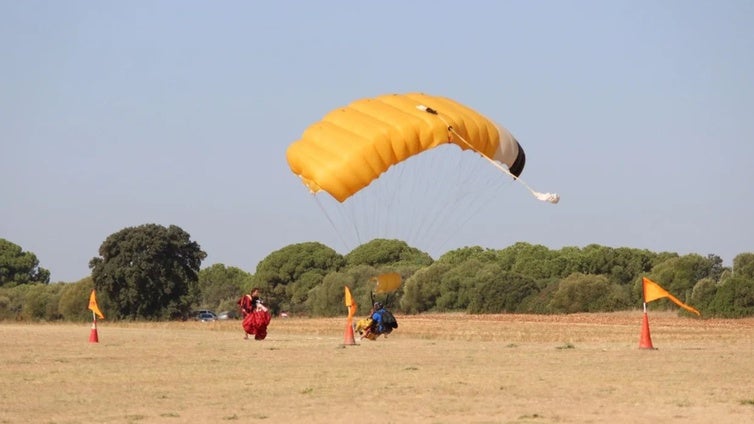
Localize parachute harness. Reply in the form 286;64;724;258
417;105;560;204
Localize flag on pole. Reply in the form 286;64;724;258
88;289;105;319
642;277;700;316
344;286;357;319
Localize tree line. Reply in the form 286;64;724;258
1;224;753;321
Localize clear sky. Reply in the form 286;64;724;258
2;1;753;282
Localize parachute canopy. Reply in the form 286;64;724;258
286;93;526;203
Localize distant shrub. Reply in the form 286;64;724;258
467;271;539;314
58;279;95;322
708;276;754;318
548;273;631;313
690;278;718;313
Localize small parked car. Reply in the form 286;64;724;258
216;310;239;320
194;311;217;322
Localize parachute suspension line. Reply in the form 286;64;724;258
313;194;356;253
417;105;560;204
432;186;499;252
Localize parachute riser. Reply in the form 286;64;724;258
417;104;560;204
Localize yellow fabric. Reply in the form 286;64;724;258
88;289;105;319
344;286;357;319
286;93;509;202
642;277;700;316
372;272;402;294
355;317;377;340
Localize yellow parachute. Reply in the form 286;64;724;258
286;93;528;203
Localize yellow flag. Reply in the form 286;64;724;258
88;289;105;319
642;277;700;316
344;286;357;319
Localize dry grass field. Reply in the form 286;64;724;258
2;311;754;424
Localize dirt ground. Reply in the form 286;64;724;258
1;311;753;423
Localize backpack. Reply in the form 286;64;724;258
381;309;398;329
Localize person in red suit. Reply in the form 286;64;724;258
238;287;271;340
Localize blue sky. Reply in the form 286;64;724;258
2;1;753;282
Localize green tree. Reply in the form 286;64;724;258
496;242;558;279
646;254;725;309
733;253;754;279
435;259;488;311
20;283;64;321
58;277;97;321
570;245;660;285
307;271;353;316
253;242;344;314
705;254;726;281
509;244;559;279
548;273;630;313
89;224;206;320
0;239;51;286
0;285;24;320
400;262;452;313
436;246;499;266
345;239;433;267
197;264;251;312
606;247;658;285
340;264;378;311
518;279;560;314
690;277;718;313
468;268;539;313
708;275;754;318
705;253;754;317
285;270;326;314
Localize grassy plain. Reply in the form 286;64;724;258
2;311;754;424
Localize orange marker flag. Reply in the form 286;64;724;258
642;277;700;316
88;289;105;319
344;286;357;319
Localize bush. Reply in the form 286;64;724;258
467;271;539;314
307;272;353;317
400;264;450;314
59;278;95;321
548;273;630;313
20;283;63;321
690;278;718;314
0;293;12;320
708;276;754;318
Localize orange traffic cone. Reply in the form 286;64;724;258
638;312;655;349
89;322;99;343
343;321;356;346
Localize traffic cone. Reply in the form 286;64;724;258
343;321;356;346
89;322;99;343
638;312;655;349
